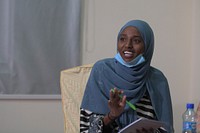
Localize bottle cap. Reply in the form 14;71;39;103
186;103;194;109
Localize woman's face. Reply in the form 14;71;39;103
117;26;144;62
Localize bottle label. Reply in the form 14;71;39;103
183;121;197;133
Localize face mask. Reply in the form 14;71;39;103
114;53;145;67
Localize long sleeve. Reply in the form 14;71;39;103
80;108;119;133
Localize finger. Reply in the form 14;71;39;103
119;95;126;107
113;88;119;98
108;100;112;108
118;89;124;95
110;88;120;102
109;89;115;101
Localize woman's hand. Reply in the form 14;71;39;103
108;88;126;119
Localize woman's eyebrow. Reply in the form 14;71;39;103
133;36;142;38
119;34;142;38
119;34;127;36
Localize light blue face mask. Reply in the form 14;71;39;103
114;53;145;67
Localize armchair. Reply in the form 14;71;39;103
60;64;93;133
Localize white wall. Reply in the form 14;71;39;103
81;0;200;132
0;98;64;133
191;0;200;104
0;1;199;133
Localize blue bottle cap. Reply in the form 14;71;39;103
186;103;194;109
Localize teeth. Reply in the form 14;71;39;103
124;51;133;58
124;51;133;54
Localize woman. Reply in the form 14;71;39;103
80;20;174;133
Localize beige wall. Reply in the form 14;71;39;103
0;0;200;133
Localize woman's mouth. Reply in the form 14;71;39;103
124;51;133;58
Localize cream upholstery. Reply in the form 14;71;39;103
60;64;93;133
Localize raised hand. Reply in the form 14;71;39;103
108;88;126;119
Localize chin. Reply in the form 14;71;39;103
124;59;134;62
121;56;135;62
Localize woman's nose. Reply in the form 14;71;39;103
125;40;133;48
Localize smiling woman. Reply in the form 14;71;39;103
0;0;81;97
80;20;174;133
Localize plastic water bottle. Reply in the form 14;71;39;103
182;103;197;133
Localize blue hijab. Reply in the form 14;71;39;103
81;20;174;132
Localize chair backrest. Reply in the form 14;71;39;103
60;64;93;133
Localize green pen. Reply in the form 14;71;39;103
111;88;136;111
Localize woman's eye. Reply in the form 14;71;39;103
133;39;141;44
119;37;126;42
